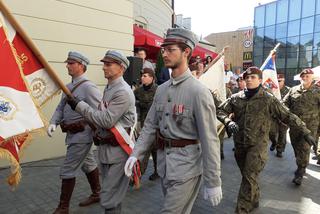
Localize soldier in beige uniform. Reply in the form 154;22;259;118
48;51;102;214
124;28;222;214
67;51;135;213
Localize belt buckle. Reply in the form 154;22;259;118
165;138;172;148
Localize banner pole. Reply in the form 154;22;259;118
0;0;71;96
203;46;229;73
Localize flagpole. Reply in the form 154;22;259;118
260;43;280;70
203;46;229;73
0;0;71;96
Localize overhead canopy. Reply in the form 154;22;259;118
133;25;217;61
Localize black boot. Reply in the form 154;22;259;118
79;167;101;206
53;178;76;214
292;168;305;186
276;151;283;158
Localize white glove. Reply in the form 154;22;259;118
47;124;57;137
204;186;222;206
124;156;137;177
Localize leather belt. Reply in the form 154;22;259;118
156;131;198;150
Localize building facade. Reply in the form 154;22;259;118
253;0;320;85
205;28;254;71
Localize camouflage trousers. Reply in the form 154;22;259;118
290;133;312;169
269;121;288;152
234;143;268;214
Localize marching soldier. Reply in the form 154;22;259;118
48;51;102;214
283;68;320;185
217;66;315;213
124;28;222;213
269;73;290;157
67;50;136;213
134;68;159;180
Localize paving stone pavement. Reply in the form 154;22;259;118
0;138;320;214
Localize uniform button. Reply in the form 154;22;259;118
164;126;168;129
165;113;169;116
167;152;170;155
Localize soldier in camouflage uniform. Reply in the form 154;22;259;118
134;68;159;180
269;73;290;157
217;66;315;214
283;68;320;185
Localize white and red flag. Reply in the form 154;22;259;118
0;18;45;186
0;11;59;106
261;44;281;100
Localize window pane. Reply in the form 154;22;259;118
314;32;320;50
302;0;315;17
300;33;313;52
287;36;300;52
266;3;277;26
265;25;275;39
286;68;300;86
253;55;263;67
264;38;275;48
299;51;313;67
315;15;320;32
313;49;320;66
277;0;289;23
276;55;286;68
287;52;299;68
289;0;302;20
276;23;287;38
255;27;264;38
255;6;265;27
301;17;314;34
254;47;263;56
288;20;300;36
317;0;320;14
277;37;288;48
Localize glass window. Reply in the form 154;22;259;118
299;51;313;67
264;38;276;48
265;25;276;39
300;17;314;34
315;15;320;32
286;68;300;86
277;0;289;23
288;20;300;36
287;36;300;52
253;55;263;67
302;0;315;17
300;33;313;52
277;37;288;49
254;47;263;56
313;49;320;66
265;3;277;26
276;56;286;69
276;23;287;38
289;0;302;20
314;32;320;50
287;51;299;68
254;37;264;48
255;27;264;39
255;6;265;27
317;0;320;14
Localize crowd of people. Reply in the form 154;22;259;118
46;27;319;214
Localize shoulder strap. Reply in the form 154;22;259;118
71;80;89;94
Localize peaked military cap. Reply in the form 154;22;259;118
299;68;314;77
100;50;130;70
161;28;199;50
243;66;262;79
65;51;90;66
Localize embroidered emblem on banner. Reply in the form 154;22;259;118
30;77;47;99
0;96;17;121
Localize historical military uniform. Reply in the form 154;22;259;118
69;50;135;213
134;77;158;177
283;71;320;179
129;28;221;214
269;84;290;156
217;67;311;214
50;52;102;213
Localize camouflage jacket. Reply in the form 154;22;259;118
134;83;158;126
217;87;310;146
280;85;290;99
283;84;320;137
